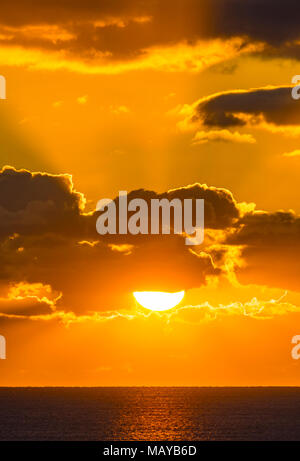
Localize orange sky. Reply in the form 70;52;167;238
0;0;300;386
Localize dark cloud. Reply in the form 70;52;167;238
0;1;144;26
228;210;300;247
0;232;219;314
0;1;299;62
105;184;240;242
0;167;232;313
0;167;239;243
1;166;300;312
0;297;53;317
191;87;300;129
225;210;300;292
207;0;300;46
0;166;89;239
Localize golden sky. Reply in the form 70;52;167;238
0;0;300;385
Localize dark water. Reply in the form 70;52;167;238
1;387;300;440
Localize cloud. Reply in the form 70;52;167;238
227;210;300;248
0;167;231;313
0;38;257;74
0;165;87;240
1;165;300;322
0;282;58;318
192;129;256;144
192;87;300;128
77;95;88;105
167;293;300;323
2;165;300;316
225;210;300;292
178;86;300;142
109;105;130;115
0;297;53;317
101;184;240;240
57;292;300;324
52;100;63;108
108;244;134;254
283;149;300;158
1;0;300;73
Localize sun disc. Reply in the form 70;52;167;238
133;290;185;311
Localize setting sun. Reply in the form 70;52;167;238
133;291;185;312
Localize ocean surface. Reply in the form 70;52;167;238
0;387;300;440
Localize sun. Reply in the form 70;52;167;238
133;291;185;311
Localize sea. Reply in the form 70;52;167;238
0;387;300;441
